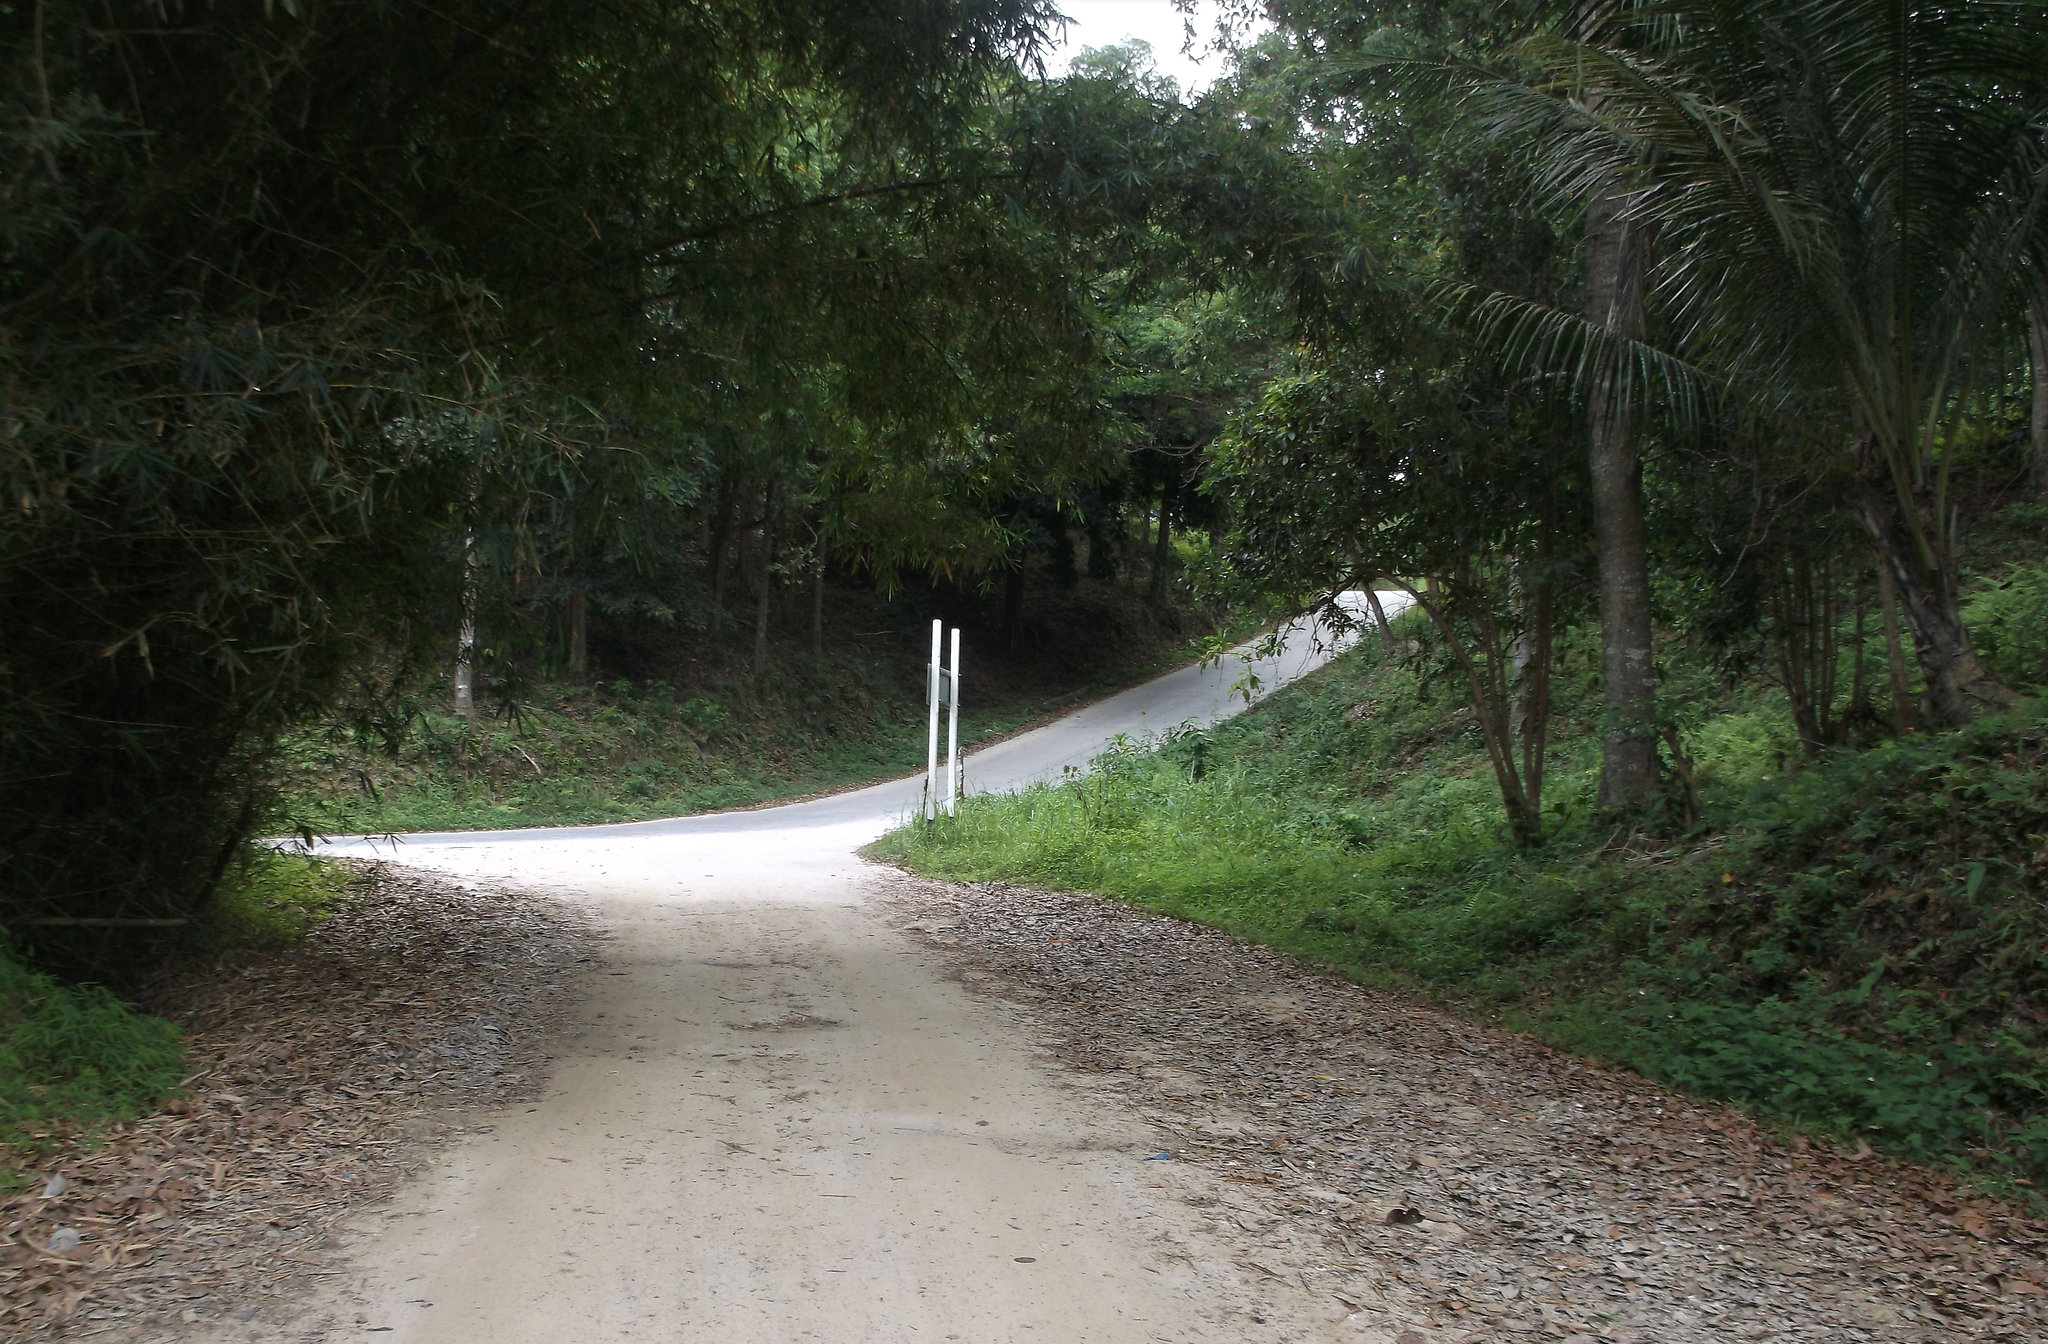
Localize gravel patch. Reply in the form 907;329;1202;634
881;876;2048;1343
1;862;596;1339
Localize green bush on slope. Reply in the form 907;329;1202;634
278;582;1258;836
1964;551;2048;692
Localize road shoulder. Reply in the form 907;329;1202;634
1;864;596;1340
878;875;2048;1343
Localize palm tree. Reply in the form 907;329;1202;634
1468;0;2048;725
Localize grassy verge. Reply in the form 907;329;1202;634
1;851;358;1186
872;609;2048;1207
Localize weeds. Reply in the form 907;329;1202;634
203;849;360;948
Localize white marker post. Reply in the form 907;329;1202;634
925;619;942;821
946;627;961;817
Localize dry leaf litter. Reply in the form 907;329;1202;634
883;876;2048;1343
0;862;595;1339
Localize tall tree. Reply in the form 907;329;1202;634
1217;347;1590;846
2031;265;2048;502
1584;187;1661;811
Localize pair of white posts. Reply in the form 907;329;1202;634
925;620;961;819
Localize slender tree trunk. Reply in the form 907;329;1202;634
2030;269;2048;502
708;476;736;639
1002;563;1025;655
454;532;479;721
1847;571;1869;716
811;544;825;662
1363;586;1399;655
1508;623;1536;745
1771;559;1838;759
1858;481;2009;725
1520;572;1555;833
1877;561;1916;733
567;582;588;678
1586;192;1659;813
1147;485;1173;603
1398;576;1547;847
1508;560;1536;746
752;482;776;687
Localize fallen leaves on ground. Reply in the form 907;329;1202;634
885;878;2048;1343
0;863;594;1340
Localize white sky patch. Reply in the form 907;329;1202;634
1034;1;1269;96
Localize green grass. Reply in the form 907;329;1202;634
281;668;1160;834
0;946;185;1176
1;849;361;1185
204;847;362;947
872;608;2048;1206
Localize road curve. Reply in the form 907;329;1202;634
281;594;1410;1344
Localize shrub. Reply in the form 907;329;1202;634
1964;559;2048;690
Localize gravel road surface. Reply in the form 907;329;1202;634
218;589;2039;1343
272;600;1399;1342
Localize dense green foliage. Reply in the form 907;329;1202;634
0;0;1134;951
1442;0;2048;724
875;578;2048;1199
1190;0;2048;836
5;0;2046;1248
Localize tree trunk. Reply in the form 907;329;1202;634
1002;563;1025;655
2030;269;2048;502
811;543;825;662
453;532;478;721
708;476;737;639
1147;485;1173;603
1398;575;1550;847
1586;191;1659;813
1520;574;1555;835
1770;558;1838;759
1858;482;2010;725
567;582;588;678
1847;572;1869;716
1363;586;1399;656
1086;510;1117;581
1877;561;1916;733
752;481;776;687
1508;560;1536;746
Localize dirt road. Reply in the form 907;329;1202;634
27;590;2033;1340
223;587;2045;1343
283;602;1396;1342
